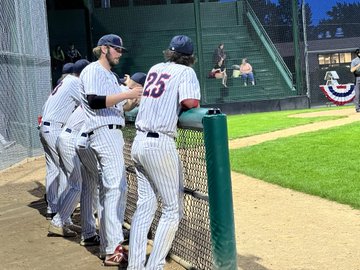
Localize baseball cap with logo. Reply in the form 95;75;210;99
97;34;127;51
119;72;147;87
169;35;194;55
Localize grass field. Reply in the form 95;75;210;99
230;122;360;209
227;106;349;140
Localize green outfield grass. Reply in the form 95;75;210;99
229;122;360;209
227;106;350;140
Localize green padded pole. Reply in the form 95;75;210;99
203;109;237;270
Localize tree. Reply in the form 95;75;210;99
315;2;360;39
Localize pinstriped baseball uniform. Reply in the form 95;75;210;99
80;61;128;254
40;74;82;215
128;62;201;269
75;123;100;241
51;106;84;228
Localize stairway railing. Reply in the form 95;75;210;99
244;1;295;91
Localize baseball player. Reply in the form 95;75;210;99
351;48;360;112
79;34;142;266
40;59;87;220
127;35;201;270
75;119;102;246
120;72;147;110
48;103;88;237
57;62;75;85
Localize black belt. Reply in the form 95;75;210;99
88;124;122;137
43;121;64;128
108;124;122;130
65;128;72;133
80;133;87;137
147;132;159;138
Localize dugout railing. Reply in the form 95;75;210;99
123;108;237;270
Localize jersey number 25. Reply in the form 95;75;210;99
143;72;171;98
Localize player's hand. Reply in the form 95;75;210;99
127;86;143;99
123;74;130;85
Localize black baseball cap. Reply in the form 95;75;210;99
97;34;127;51
169;35;194;55
73;59;90;74
62;63;74;74
119;72;147;86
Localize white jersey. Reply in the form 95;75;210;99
80;61;127;133
64;106;85;132
42;74;82;124
351;57;360;76
135;62;201;137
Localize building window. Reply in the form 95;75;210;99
318;52;352;67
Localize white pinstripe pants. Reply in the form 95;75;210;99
89;126;127;254
76;133;100;239
39;123;67;214
128;132;184;270
51;129;82;227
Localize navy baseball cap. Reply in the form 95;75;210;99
97;34;127;51
120;72;147;86
169;35;194;55
73;59;90;74
62;63;74;74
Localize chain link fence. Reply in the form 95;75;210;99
123;122;213;269
0;0;51;170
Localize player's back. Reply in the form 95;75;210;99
42;74;81;124
136;62;199;137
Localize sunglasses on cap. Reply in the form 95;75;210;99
109;45;123;53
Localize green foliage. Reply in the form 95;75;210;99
226;106;348;140
315;2;360;38
230;122;360;209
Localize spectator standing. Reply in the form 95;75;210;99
66;43;82;63
52;44;65;71
213;43;226;66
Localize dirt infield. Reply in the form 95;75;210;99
0;108;359;270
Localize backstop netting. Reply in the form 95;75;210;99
0;0;51;170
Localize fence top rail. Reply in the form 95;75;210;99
125;107;221;131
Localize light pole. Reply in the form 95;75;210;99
302;0;311;101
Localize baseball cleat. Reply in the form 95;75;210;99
103;244;128;266
80;234;100;246
48;223;77;237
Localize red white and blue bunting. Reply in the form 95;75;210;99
319;84;355;106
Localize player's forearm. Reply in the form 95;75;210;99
181;99;200;109
351;64;360;73
105;92;131;107
87;92;130;109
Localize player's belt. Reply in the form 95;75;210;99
147;132;159;138
80;133;87;137
43;121;64;128
108;124;122;130
88;124;123;137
